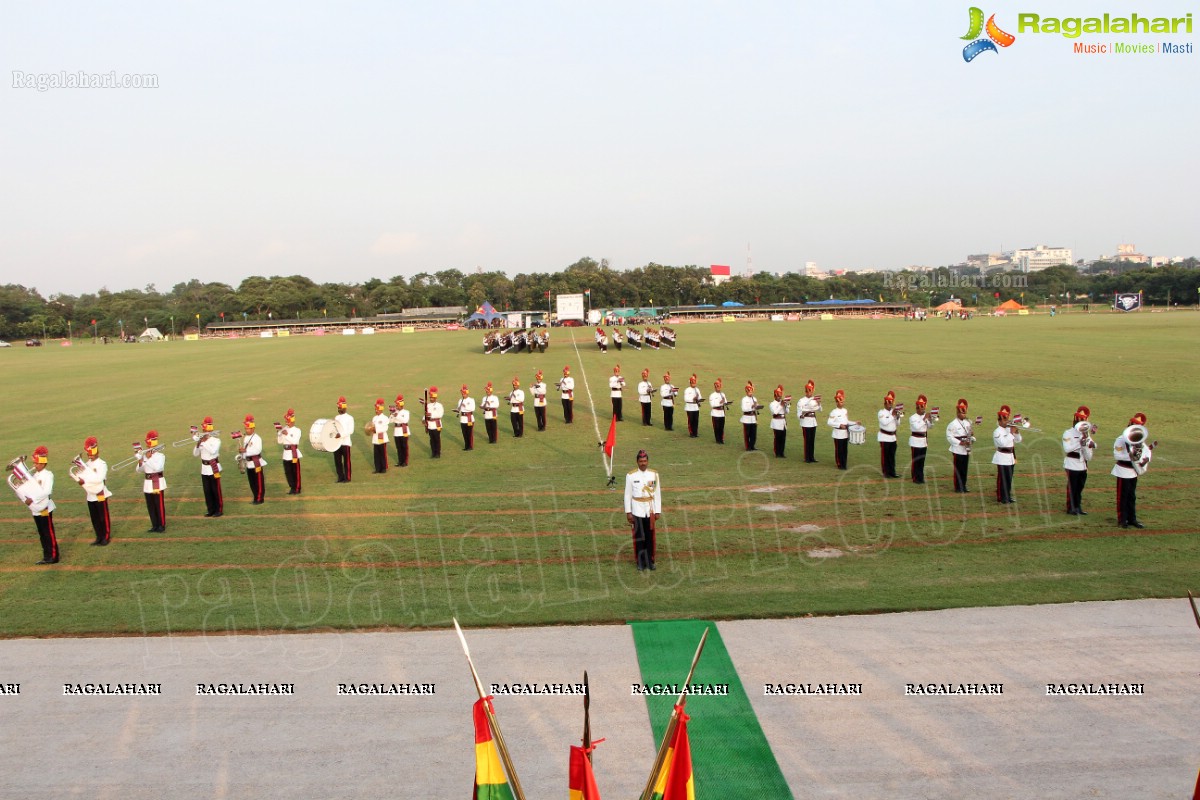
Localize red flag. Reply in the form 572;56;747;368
545;290;551;298
568;745;602;800
602;415;617;459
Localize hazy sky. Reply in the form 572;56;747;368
3;1;1197;297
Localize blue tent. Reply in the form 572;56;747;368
465;301;505;326
721;300;744;307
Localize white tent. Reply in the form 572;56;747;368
138;327;165;342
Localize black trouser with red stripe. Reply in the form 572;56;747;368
88;498;112;544
1116;476;1138;525
484;419;497;443
687;410;699;437
202;473;223;514
952;453;970;492
631;515;655;570
144;491;166;531
510;412;523;438
611;399;622;422
428;429;441;458
1065;469;1087;513
995;464;1015;503
246;464;266;501
534;406;546;431
802;425;817;462
334;445;353;480
34;512;58;562
641;402;652;426
712;416;725;444
910;446;928;484
880;440;898;477
374;441;390;470
283;459;302;493
773;427;786;457
743;422;757;451
833;437;848;470
562;399;573;423
394;436;409;466
460;424;474;451
663;406;674;431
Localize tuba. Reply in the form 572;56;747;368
1122;424;1149;456
6;455;33;496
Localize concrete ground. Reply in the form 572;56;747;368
0;599;1196;799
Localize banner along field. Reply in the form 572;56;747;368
1;312;1197;637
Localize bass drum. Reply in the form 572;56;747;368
309;418;341;453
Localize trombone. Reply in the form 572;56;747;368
173;426;220;447
113;442;165;471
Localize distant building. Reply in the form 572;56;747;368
709;264;731;286
1112;244;1149;264
1013;244;1073;273
967;252;1014;270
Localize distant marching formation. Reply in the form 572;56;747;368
593;326;676;352
6;363;1156;566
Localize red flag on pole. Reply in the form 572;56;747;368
568;745;602;800
602;415;617;459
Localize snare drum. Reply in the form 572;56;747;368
309;418;340;452
848;424;866;445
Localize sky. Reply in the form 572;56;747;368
2;1;1197;297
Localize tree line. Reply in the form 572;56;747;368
1;257;1197;340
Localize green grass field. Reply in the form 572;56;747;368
1;312;1197;638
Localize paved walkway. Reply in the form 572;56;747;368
0;599;1195;799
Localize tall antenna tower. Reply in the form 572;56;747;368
744;242;754;278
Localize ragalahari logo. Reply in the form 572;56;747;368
962;7;1016;61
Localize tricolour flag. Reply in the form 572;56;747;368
568;745;601;800
472;698;515;800
602;414;617;459
649;709;694;800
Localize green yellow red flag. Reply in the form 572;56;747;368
649;707;694;800
473;698;516;800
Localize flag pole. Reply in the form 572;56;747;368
453;618;528;800
1188;591;1200;631
638;627;709;800
582;670;593;764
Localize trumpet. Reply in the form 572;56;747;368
6;455;33;495
174;426;220;447
1011;414;1042;433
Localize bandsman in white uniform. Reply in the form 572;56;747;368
193;415;224;515
827;389;850;470
507;377;525;438
75;436;112;545
277;408;304;492
683;374;702;438
623;449;662;571
16;446;59;564
368;399;391;469
424;387;444;458
389;396;410;466
333;398;355;481
709;378;729;444
878;390;900;478
480;383;500;444
137;430;167;532
456;386;476;451
659;372;678;432
908;395;935;484
741;381;761;451
1062;405;1094;515
946;398;974;493
992;404;1022;504
609;365;625;422
769;385;790;457
240;414;267;502
638;368;655;426
797;380;821;463
531;370;548;431
558;366;575;424
1112;412;1151;528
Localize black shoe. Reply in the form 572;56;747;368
649;564;656;571
1130;521;1145;529
204;512;213;518
913;480;925;484
36;559;59;565
1066;510;1079;516
888;473;901;479
211;512;223;518
1118;522;1130;529
1078;510;1088;515
253;500;264;505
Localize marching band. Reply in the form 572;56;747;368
3;355;1159;566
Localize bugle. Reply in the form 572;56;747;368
1011;414;1042;433
6;455;33;495
68;453;86;482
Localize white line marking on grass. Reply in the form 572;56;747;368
569;334;612;478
